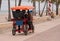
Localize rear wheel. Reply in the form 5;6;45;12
28;21;34;33
12;27;16;36
31;24;34;33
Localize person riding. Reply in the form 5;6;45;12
27;10;33;30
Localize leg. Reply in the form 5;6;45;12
18;25;20;33
18;25;20;30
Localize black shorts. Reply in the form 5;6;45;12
27;20;32;25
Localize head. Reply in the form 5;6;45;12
22;10;26;13
16;9;20;13
27;10;30;14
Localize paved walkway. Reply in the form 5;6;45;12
25;24;60;41
0;17;60;41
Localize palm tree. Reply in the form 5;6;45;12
18;0;21;6
52;3;53;12
56;0;58;15
8;0;11;21
46;0;48;16
0;0;2;10
32;1;36;15
51;0;55;13
55;0;60;15
40;0;46;17
32;0;44;16
51;0;60;15
38;1;40;16
15;0;17;6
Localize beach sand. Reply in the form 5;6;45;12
0;11;13;23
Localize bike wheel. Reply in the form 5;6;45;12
12;27;16;36
31;24;34;33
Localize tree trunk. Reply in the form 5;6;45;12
0;0;2;10
32;1;36;16
15;0;17;6
40;1;47;17
46;0;48;16
18;0;21;6
8;0;11;21
56;0;58;15
38;1;40;16
52;3;53;12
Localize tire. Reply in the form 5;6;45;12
24;25;28;35
31;24;34;33
12;27;16;36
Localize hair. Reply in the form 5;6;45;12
16;9;20;13
22;10;26;13
27;10;30;14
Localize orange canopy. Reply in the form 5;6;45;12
11;6;34;10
